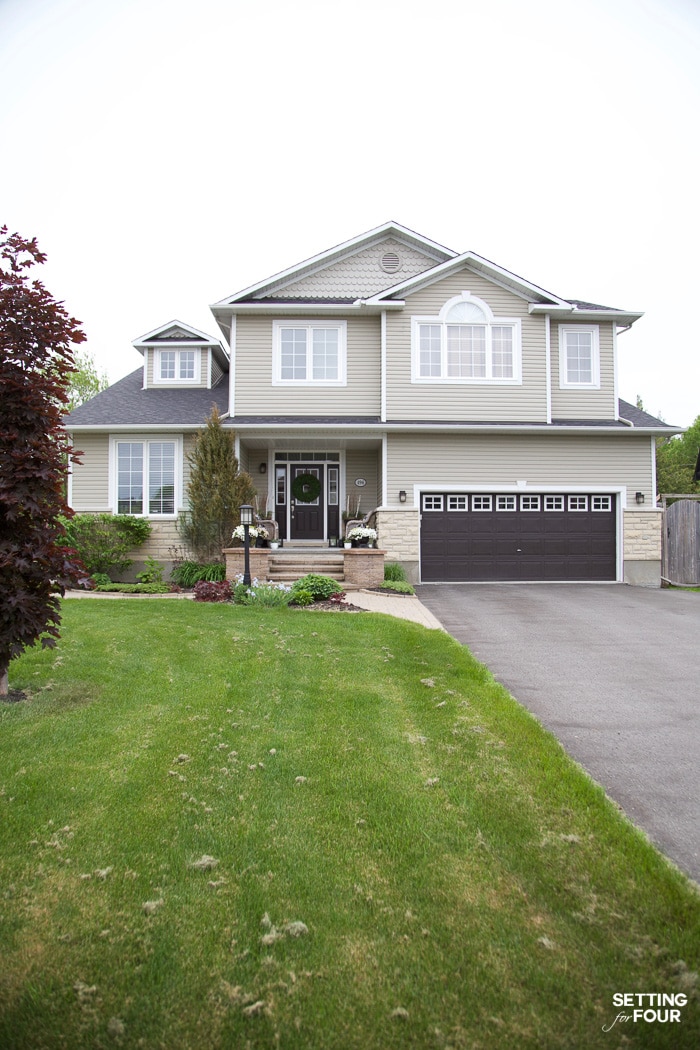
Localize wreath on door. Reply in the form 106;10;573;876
292;472;321;503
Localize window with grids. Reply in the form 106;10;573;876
559;325;600;388
156;348;198;383
117;440;176;516
496;495;516;511
273;322;346;383
447;495;468;511
592;495;612;511
413;294;520;383
472;495;492;511
423;495;443;511
520;495;541;511
544;495;565;511
569;496;588;512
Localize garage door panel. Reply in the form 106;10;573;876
421;493;616;582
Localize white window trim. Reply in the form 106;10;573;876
109;435;182;519
272;320;347;386
411;292;522;385
558;325;600;389
154;347;201;385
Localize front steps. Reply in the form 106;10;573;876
267;547;345;585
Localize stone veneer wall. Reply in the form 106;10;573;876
119;521;187;581
375;510;421;584
622;509;662;587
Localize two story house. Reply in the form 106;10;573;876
65;222;675;586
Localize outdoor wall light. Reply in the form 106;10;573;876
259;462;267;474
399;490;407;503
635;492;645;504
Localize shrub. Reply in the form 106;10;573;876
90;573;112;587
384;562;407;582
171;561;226;588
193;580;232;603
291;574;343;601
289;588;314;607
60;514;152;577
136;556;165;585
379;580;415;595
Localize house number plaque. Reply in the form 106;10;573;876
355;478;367;487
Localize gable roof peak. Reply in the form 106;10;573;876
213;222;458;307
132;319;225;350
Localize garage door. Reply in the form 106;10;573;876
420;493;617;582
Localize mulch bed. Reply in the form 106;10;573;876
1;689;27;704
294;600;365;613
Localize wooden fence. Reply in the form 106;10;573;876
661;495;700;587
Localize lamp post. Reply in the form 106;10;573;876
240;504;253;585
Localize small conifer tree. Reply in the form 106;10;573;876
178;407;256;562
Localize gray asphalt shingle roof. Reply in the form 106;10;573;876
64;369;228;427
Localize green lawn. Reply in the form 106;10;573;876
0;600;698;1049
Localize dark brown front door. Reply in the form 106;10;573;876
291;466;324;539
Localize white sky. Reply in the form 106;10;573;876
1;0;698;425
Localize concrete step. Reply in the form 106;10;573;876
267;552;345;585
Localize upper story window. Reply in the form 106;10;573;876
155;347;200;383
272;321;347;385
559;325;600;389
411;293;522;384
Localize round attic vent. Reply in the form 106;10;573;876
380;251;401;274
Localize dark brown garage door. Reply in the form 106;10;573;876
420;493;617;582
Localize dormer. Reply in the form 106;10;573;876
132;321;229;390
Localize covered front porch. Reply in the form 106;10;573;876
235;431;383;545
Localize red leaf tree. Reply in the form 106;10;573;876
0;227;88;696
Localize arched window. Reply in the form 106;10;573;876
411;292;521;383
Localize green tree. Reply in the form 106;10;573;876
178;407;256;562
65;349;108;412
656;415;700;496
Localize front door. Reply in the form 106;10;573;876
290;465;324;539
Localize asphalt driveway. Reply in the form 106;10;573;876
415;584;700;882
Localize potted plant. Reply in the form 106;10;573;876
231;524;269;547
270;539;280;550
347;526;378;548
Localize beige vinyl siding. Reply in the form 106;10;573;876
386;432;654;505
235;314;381;416
264;238;439;299
386;268;547;422
345;450;379;515
69;432;110;511
551;321;617;419
145;347;208;388
181;432;197;509
210;353;225;387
